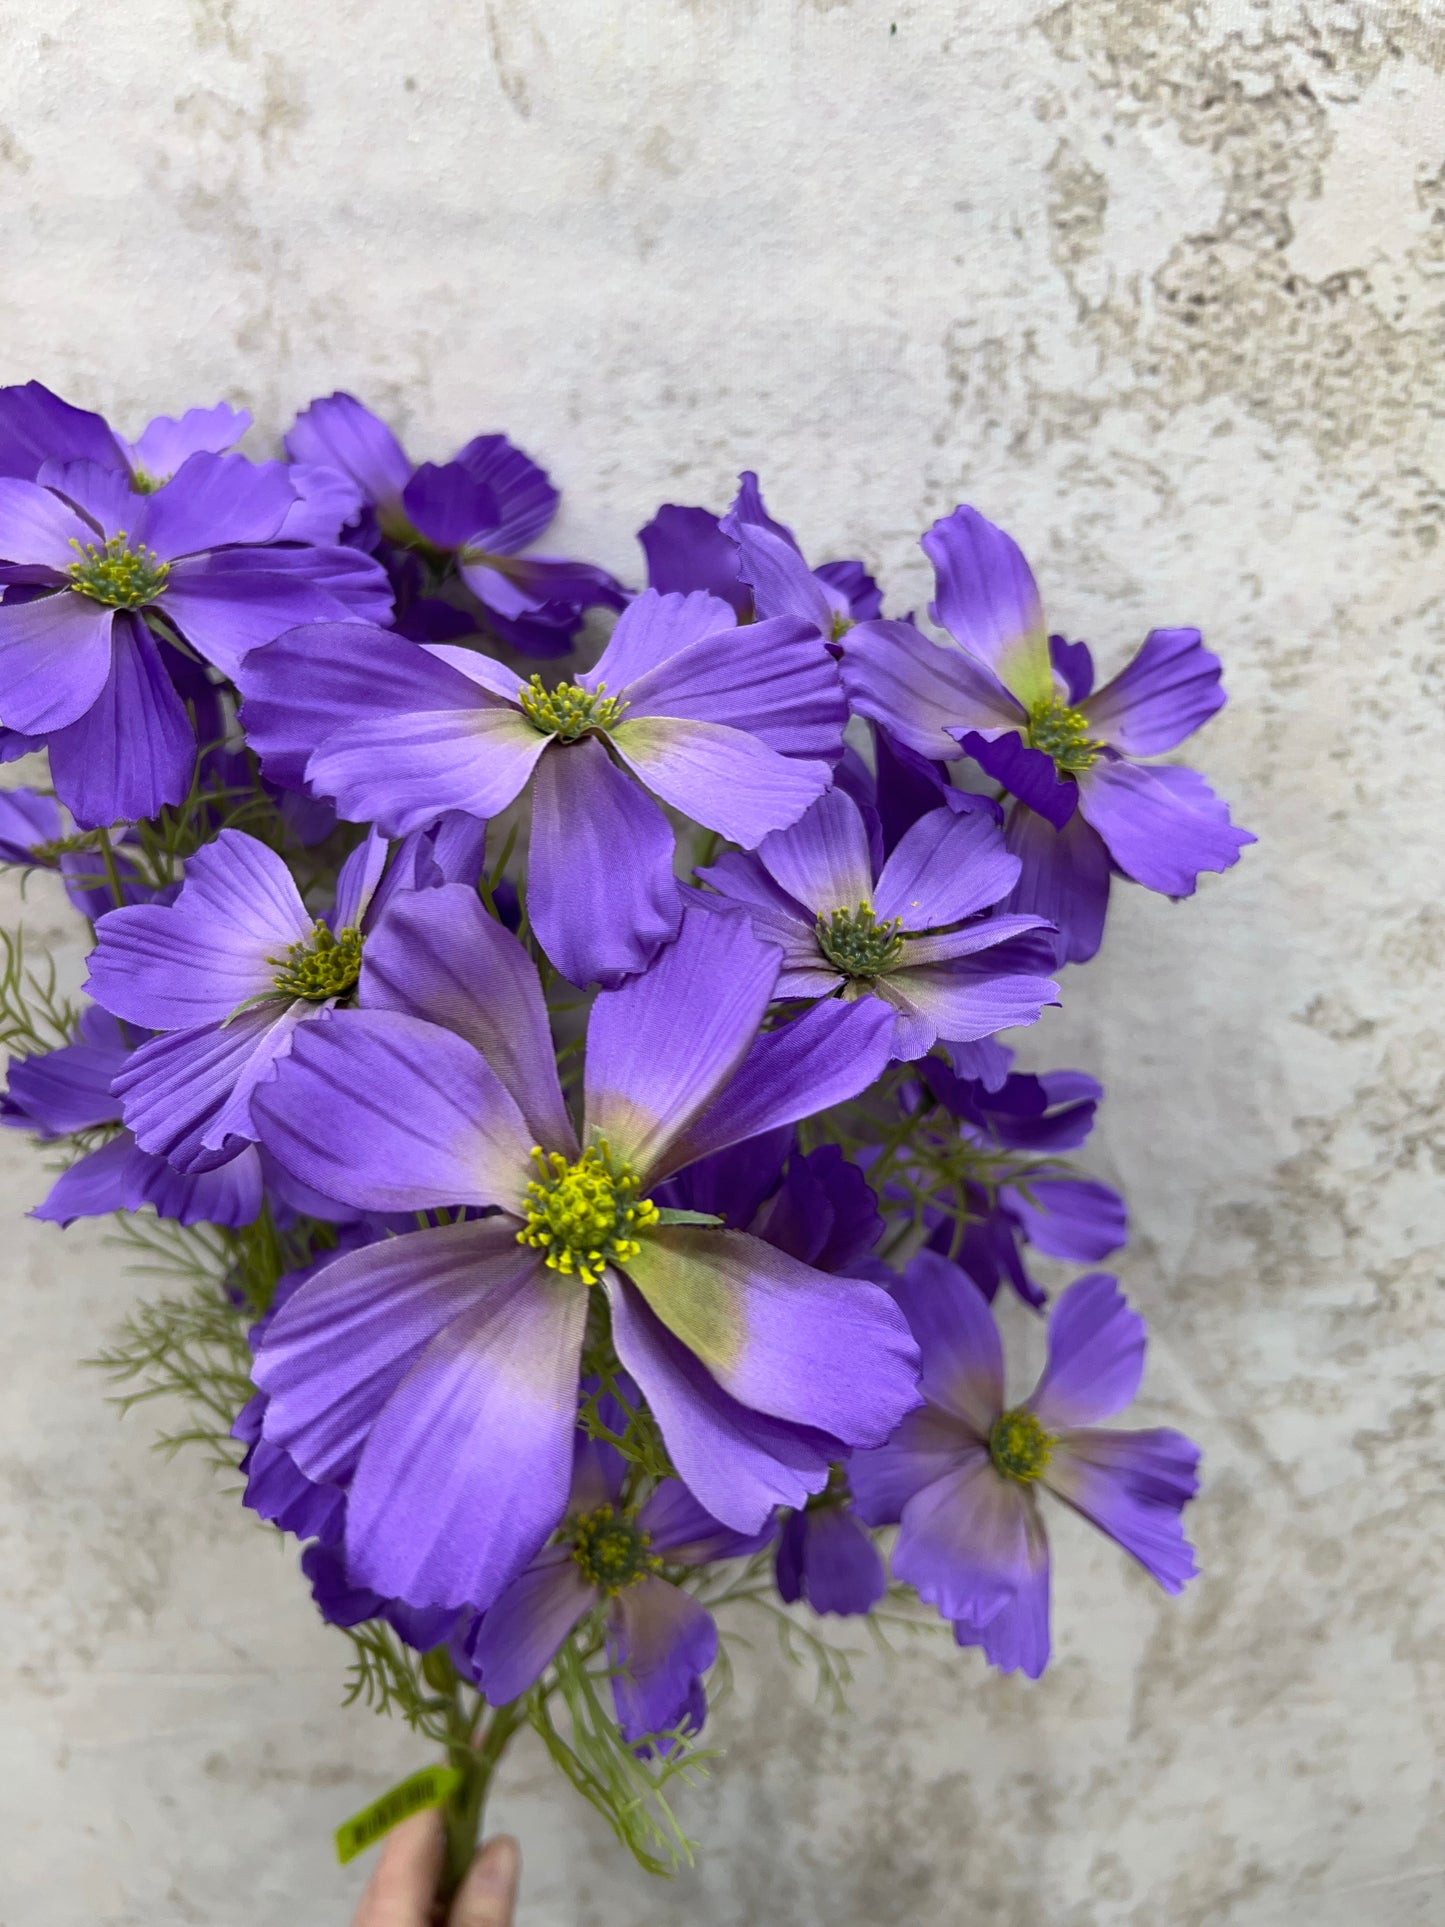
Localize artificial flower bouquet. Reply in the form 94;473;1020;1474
0;381;1250;1902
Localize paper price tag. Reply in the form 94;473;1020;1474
334;1764;463;1865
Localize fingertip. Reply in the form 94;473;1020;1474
451;1833;521;1925
354;1809;447;1926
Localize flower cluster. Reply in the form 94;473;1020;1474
0;381;1242;1890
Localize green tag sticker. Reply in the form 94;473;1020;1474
334;1765;463;1865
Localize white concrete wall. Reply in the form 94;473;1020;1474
0;2;1441;1922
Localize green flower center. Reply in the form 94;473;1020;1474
516;1141;659;1286
988;1408;1054;1483
269;923;364;1002
828;609;853;641
130;469;168;495
516;676;627;743
570;1504;661;1595
1026;697;1103;772
816;901;904;980
66;533;170;610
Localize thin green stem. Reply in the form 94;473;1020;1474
438;1697;523;1906
95;826;127;911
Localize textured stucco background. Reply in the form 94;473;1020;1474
0;2;1441;1923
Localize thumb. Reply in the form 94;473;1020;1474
449;1834;521;1927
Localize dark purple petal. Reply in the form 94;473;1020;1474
275;462;365;544
241;1438;345;1544
466;1548;597;1703
1003;800;1112;967
1082;628;1225;755
638;505;746;615
1007;1176;1127;1263
653;1129;792;1230
872;726;954;853
0;381;120;480
401;461;501;552
753;1142;883;1274
873;804;1021;926
620;1225;920;1445
526;736;681;990
46;612;195;829
360;883;575;1152
921;506;1052;709
1044;1426;1200;1592
284;393;412;510
605;1273;839;1530
815;557;882;623
719;492;836;633
583;903;778;1178
123;1138;264;1227
840;618;1022;760
0;785;60;864
953;728;1079;829
608;1577;717;1745
133;452;294;558
1028;1273;1144;1430
86;828;310;1030
252;1007;535;1213
452;433;559;552
5;1008;129;1133
951;1504;1051;1677
1074;759;1254;897
0;590;114;734
1049;634;1094;704
656;998;895;1182
30;1137;136;1224
788;1505;887;1616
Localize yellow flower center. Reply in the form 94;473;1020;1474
516;676;627;742
569;1504;661;1595
816;901;904;979
66;533;170;610
516;1141;659;1286
269;923;364;1002
1026;697;1103;772
988;1408;1054;1483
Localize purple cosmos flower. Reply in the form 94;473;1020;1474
244;894;917;1610
0;453;391;827
82;826;409;1174
840;507;1254;962
852;1254;1200;1678
774;1476;886;1618
285;391;624;655
640;470;881;633
0;788;167;922
657;1131;883;1277
0;381;250;487
238;589;847;987
463;1433;766;1741
2;1008;262;1227
697;785;1059;1060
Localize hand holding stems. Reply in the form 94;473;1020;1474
351;1812;520;1927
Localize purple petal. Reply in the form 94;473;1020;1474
0;590;114;734
1007;1176;1127;1263
221;542;395;625
582;589;736;693
235;621;484;790
583;903;778;1178
129;403;251;479
526;736;681;989
718;498;836;633
620;1225;920;1444
46;612;195;829
891;911;1054;968
611;715;831;849
133;452;294;558
466;1548;596;1703
655;998;894;1181
636;1480;775;1563
360;883;574;1151
31;1137;136;1223
1049;635;1094;704
5;1009;129;1133
0;476;96;569
311;706;545;837
618;614;846;763
1082;628;1225;755
160;558;356;678
756;787;875;916
879;955;1058;1053
953;728;1079;829
1044;1426;1200;1592
605;1273;839;1530
638;506;746;615
892;1247;1004;1434
849;1403;976;1526
401;461;501;552
892;1452;1037;1624
276;463;365;544
1003;800;1112;967
86;829;310;1030
0;382;120;481
1029;1273;1145;1429
333;828;388;931
921;507;1053;708
241;1439;345;1545
951;1504;1051;1677
692;851;822;978
840;617;1022;759
873;804;1021;926
125;1138;264;1227
284;392;412;509
252;1007;534;1213
344;1247;585;1608
0;784;60;863
255;1219;519;1483
115;1000;311;1169
37;459;146;536
452;433;559;552
609;1577;717;1744
1074;759;1253;897
791;1505;887;1616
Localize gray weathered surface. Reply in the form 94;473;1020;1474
0;2;1441;1921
